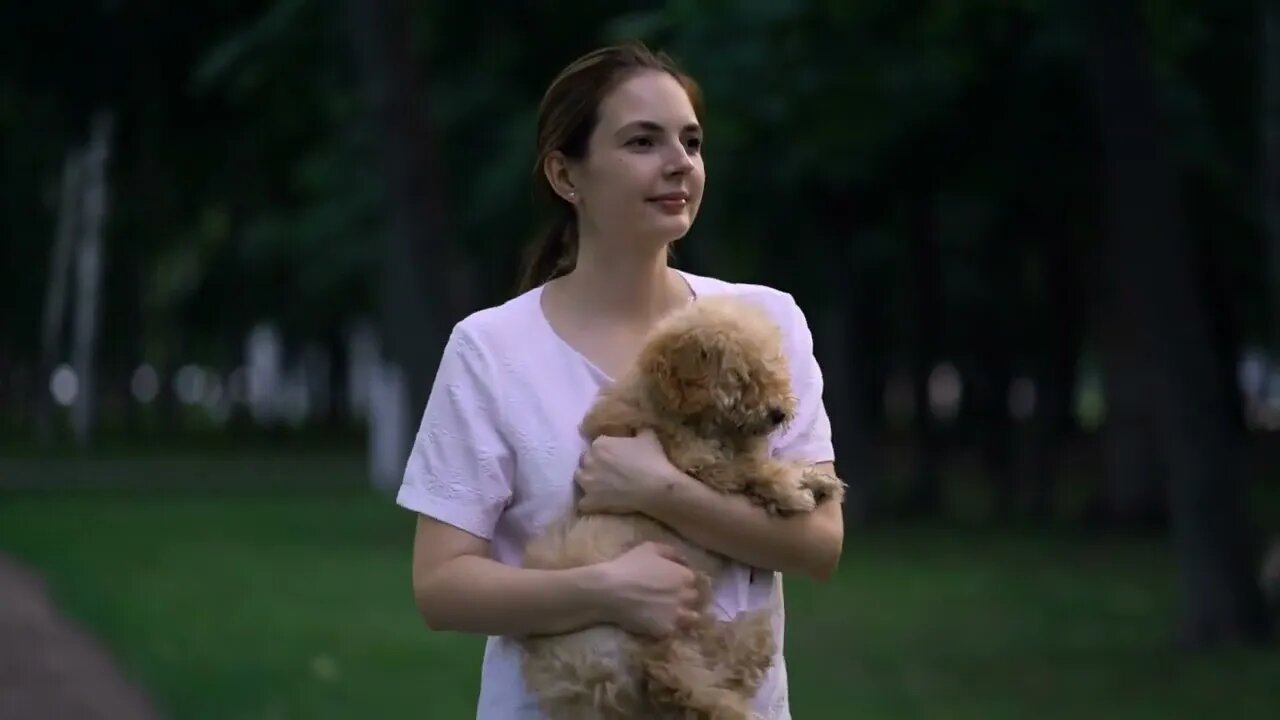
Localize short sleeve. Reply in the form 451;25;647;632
396;326;514;540
771;294;835;465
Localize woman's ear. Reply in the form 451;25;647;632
543;150;578;204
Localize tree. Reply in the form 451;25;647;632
343;0;480;483
1084;0;1272;646
1265;0;1280;354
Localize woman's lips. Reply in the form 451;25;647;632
648;194;689;214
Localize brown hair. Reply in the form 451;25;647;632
516;41;703;294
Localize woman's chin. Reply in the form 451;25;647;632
610;213;694;252
643;215;694;244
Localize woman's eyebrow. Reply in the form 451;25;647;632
615;120;703;136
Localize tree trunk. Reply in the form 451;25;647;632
974;206;1020;522
36;149;83;445
1265;0;1280;357
326;328;350;429
343;0;478;487
804;185;886;524
1195;218;1247;436
344;0;477;398
1020;206;1084;521
70;111;112;449
1085;0;1272;646
900;185;944;517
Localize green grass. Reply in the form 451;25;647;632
1;452;1278;719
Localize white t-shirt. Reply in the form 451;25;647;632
396;269;835;719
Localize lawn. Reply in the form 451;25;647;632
1;451;1277;719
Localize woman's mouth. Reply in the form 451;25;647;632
648;194;689;214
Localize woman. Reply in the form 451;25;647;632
396;41;844;719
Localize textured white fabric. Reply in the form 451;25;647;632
397;270;835;719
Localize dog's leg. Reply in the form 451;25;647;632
691;455;815;516
799;465;847;506
730;457;819;516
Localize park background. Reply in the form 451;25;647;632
3;1;1280;717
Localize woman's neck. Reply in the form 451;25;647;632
557;239;690;325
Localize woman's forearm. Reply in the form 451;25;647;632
414;555;613;637
641;465;844;581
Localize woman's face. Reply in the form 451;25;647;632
566;70;705;252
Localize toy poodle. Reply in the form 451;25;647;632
518;294;845;719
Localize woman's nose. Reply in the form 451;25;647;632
664;144;695;174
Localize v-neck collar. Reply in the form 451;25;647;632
533;269;703;383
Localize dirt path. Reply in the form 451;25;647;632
0;553;160;720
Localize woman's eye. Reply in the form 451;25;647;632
626;134;701;153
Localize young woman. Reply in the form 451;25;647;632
396;41;844;719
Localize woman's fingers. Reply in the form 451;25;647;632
677;610;700;630
649;543;688;566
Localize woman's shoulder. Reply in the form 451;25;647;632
679;269;812;332
448;286;545;353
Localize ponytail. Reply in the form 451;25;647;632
517;198;578;294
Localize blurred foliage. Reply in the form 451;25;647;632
0;0;1267;369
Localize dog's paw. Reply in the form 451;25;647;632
801;469;846;505
756;486;816;516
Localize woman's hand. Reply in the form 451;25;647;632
597;542;703;636
575;430;678;515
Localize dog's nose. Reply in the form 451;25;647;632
768;407;787;426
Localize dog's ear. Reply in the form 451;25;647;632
639;330;717;416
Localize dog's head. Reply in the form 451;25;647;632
636;296;796;437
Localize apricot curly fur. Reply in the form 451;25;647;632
519;295;845;719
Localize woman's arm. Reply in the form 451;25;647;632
411;515;612;636
411;514;703;637
639;460;844;582
576;433;844;582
